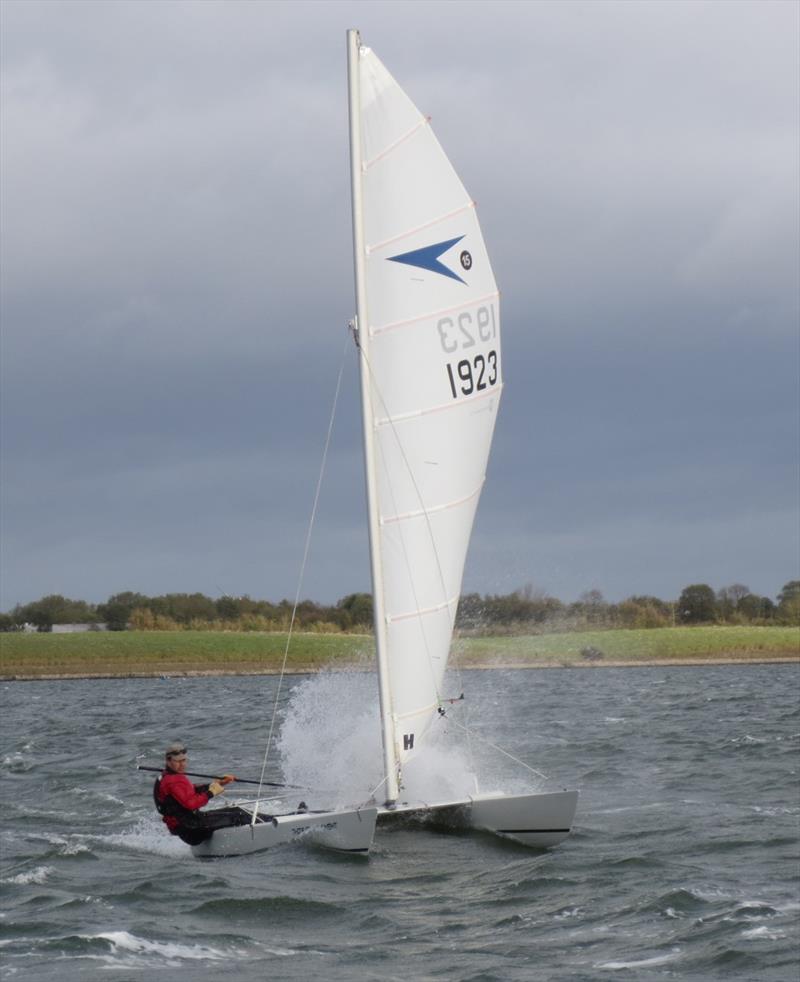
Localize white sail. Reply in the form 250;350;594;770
350;37;502;789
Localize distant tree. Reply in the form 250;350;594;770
215;595;241;620
519;582;548;603
98;592;151;630
530;595;564;624
736;594;775;622
100;602;131;631
627;595;672;616
719;584;751;604
678;584;717;624
456;593;484;629
0;613;17;632
455;588;563;629
26;608;53;632
221;595;279;620
14;594;97;627
777;580;800;625
104;591;150;610
128;607;180;630
717;584;751;621
336;593;373;629
158;593;217;624
571;589;609;626
250;597;279;619
617;597;670;628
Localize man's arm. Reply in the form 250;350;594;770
161;774;211;811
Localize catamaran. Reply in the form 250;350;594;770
191;30;578;858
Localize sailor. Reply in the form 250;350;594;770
153;742;247;845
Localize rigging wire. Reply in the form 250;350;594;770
251;327;351;820
359;773;388;809
443;713;550;783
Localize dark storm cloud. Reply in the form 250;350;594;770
1;0;797;608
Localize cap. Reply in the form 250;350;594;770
165;742;187;760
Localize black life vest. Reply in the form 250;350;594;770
153;777;205;829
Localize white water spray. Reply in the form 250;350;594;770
276;670;508;806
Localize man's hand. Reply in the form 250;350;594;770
208;781;225;797
219;774;236;785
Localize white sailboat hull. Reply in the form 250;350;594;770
377;790;579;848
190;806;378;858
470;790;579;847
188;792;575;858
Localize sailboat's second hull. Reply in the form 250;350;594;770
377;790;579;848
190;806;378;858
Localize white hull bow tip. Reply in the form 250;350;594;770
377;790;579;849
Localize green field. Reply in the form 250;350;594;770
452;625;799;666
0;625;796;678
0;630;373;678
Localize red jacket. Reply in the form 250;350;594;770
155;771;211;833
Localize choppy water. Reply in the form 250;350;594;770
1;664;798;981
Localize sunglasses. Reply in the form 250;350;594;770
166;748;188;758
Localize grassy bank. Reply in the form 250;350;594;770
0;625;797;679
453;625;799;666
0;630;373;678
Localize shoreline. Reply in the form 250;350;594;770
3;655;798;681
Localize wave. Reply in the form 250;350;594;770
2;864;54;885
741;925;786;940
6;830;96;859
595;948;683;970
1;752;33;773
1;930;273;968
642;887;710;915
91;930;232;961
99;818;190;858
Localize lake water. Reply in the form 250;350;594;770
1;663;798;981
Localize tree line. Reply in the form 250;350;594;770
2;581;798;633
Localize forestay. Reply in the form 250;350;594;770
353;42;502;777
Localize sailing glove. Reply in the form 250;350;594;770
208;781;225;797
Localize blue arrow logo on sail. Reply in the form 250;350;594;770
387;236;467;283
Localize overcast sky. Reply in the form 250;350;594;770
1;0;798;611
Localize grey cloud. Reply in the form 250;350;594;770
1;0;797;608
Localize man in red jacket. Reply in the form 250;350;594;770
154;742;251;845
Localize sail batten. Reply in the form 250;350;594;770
381;481;485;525
370;289;499;336
366;201;476;254
363;116;430;171
386;595;460;623
375;384;502;427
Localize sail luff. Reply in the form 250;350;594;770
347;28;400;804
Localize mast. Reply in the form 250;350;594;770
347;28;400;804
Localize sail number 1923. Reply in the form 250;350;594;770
438;303;499;400
446;352;498;398
437;304;497;353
